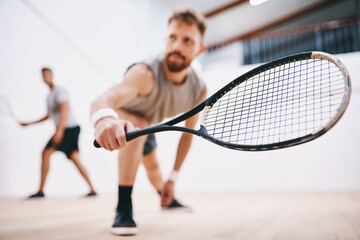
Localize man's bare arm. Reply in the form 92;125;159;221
19;114;49;126
51;101;69;144
90;64;154;151
161;87;207;206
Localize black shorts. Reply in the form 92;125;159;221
46;126;80;158
143;133;157;155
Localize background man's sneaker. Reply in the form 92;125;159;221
111;207;139;235
85;192;97;197
162;199;193;212
27;192;45;199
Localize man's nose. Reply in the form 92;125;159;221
172;39;183;51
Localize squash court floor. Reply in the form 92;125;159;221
1;191;360;240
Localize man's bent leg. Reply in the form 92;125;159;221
68;150;96;195
28;147;56;199
111;109;148;236
142;150;163;192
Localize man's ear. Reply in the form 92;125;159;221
196;44;208;57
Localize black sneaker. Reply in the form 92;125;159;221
162;199;192;212
85;192;97;197
27;192;45;199
111;207;139;235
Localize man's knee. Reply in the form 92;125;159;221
143;152;160;171
42;148;54;159
146;161;160;172
68;150;79;159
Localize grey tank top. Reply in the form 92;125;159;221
122;56;206;124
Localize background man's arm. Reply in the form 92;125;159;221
51;101;69;145
19;114;49;126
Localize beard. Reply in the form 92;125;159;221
165;52;191;72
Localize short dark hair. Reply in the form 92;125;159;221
41;67;52;73
168;7;207;37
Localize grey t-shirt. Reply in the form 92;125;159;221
47;86;78;127
122;56;206;124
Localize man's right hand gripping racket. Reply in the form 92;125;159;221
94;51;351;151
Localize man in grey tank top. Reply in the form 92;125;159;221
20;67;96;198
91;7;207;236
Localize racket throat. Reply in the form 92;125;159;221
200;106;211;126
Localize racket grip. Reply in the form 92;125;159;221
93;129;152;148
93;132;134;148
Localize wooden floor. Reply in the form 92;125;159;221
1;192;360;240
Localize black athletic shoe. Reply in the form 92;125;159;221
162;199;192;212
85;192;97;197
111;207;139;235
27;192;45;199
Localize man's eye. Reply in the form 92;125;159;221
185;38;193;44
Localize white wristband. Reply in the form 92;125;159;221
168;170;179;182
90;108;119;128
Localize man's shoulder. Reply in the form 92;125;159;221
126;63;154;79
52;85;69;99
53;85;67;92
124;62;155;96
127;55;160;74
127;55;163;81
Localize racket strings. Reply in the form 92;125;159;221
205;80;345;122
204;58;346;146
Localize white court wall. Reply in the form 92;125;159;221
0;0;160;197
0;1;359;197
165;52;360;192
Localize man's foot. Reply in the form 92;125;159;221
111;207;139;235
85;192;97;197
27;192;45;199
162;199;192;212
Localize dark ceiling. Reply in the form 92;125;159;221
155;0;359;48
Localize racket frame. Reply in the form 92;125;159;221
98;51;351;151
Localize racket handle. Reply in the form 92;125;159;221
93;130;143;148
93;126;176;148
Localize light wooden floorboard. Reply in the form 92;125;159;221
0;192;360;240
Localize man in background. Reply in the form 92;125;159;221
20;67;97;198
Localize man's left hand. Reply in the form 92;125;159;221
161;180;175;207
51;131;64;145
